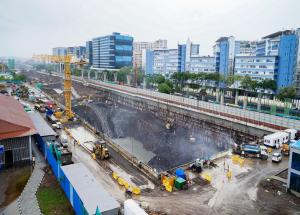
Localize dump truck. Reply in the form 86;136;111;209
92;140;109;160
233;144;268;160
281;140;297;156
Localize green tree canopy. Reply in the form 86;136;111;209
257;79;277;91
158;82;172;94
277;86;296;101
117;66;132;82
240;75;258;91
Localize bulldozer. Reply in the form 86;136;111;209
92;140;109;160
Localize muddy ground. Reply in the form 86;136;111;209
74;102;233;171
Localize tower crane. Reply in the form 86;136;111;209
33;54;86;121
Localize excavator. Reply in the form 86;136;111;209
92;140;109;160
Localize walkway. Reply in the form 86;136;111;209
1;143;46;215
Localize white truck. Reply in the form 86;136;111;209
264;132;289;149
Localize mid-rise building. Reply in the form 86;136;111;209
166;49;180;75
234;56;278;81
134;40;167;69
178;44;186;72
185;38;200;71
152;39;168;50
295;29;300;96
52;46;86;59
52;47;68;56
92;32;133;70
253;30;300;91
277;33;298;89
86;41;93;66
153;49;169;75
214;36;235;78
142;50;154;75
190;56;216;73
235;40;257;56
256;31;283;56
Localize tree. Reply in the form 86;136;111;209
158;82;172;94
277;86;296;101
165;79;173;89
13;73;26;82
155;74;166;84
258;79;277;91
240;75;258;91
117;66;132;83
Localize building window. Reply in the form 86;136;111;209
292;152;300;171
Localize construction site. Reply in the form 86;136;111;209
25;70;255;172
10;65;298;215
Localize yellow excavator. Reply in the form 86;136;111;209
92;140;109;160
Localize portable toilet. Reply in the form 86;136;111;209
174;177;186;190
175;168;186;180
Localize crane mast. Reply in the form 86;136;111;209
33;54;76;120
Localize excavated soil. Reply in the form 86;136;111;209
74;102;233;171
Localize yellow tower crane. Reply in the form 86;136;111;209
33;54;79;121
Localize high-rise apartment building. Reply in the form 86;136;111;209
92;32;133;69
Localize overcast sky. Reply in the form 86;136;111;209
1;0;300;58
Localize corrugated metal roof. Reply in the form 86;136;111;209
0;95;37;140
61;163;120;214
28;112;56;137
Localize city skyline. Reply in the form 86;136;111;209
1;0;300;58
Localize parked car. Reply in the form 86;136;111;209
272;152;282;163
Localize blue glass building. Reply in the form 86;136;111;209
178;44;186;72
144;50;154;75
277;34;298;89
214;36;235;78
92;32;133;69
86;41;93;66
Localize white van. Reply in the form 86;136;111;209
264;132;289;149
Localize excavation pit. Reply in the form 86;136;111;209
74;102;233;172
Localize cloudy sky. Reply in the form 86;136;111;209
1;0;300;58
